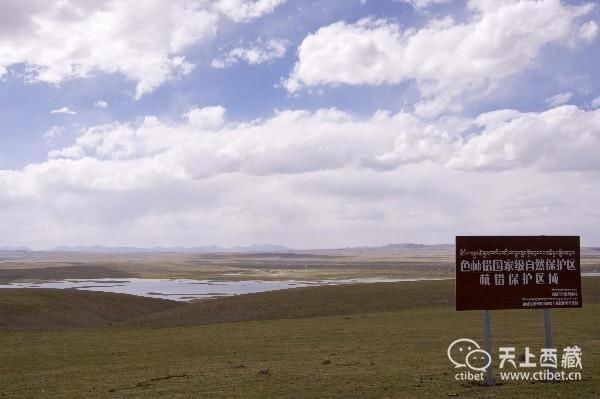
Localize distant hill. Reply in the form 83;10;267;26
381;243;453;250
0;248;34;262
582;247;600;255
127;277;600;328
0;289;179;329
51;244;291;254
0;246;31;251
329;243;455;253
7;242;600;255
126;280;455;328
47;243;456;255
2;278;599;330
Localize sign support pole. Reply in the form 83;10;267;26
543;308;552;349
482;309;494;386
543;308;555;383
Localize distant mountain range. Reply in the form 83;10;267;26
48;243;454;253
2;243;597;254
382;243;453;250
50;244;292;254
1;243;453;254
0;247;35;261
0;246;31;251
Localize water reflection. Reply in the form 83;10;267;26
0;277;447;301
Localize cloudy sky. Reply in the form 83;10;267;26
1;0;600;249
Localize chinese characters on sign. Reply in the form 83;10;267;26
448;338;583;382
456;236;582;310
498;345;582;369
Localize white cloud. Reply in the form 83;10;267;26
285;1;595;116
213;0;287;22
211;38;289;68
0;0;285;98
50;107;77;115
42;126;64;142
448;105;600;171
185;106;227;130
473;109;524;130
43;105;598;178
545;92;573;107
3;104;600;248
49;107;456;174
578;20;599;42
48;145;83;160
94;101;108;109
592;95;600;109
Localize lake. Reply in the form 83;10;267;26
0;277;448;301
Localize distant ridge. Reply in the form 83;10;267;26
4;243;598;254
4;243;455;254
48;243;454;254
332;243;454;252
51;244;291;254
382;243;453;250
0;248;34;262
0;246;31;251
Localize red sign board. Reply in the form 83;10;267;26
456;236;582;311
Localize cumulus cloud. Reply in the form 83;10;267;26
50;107;77;115
41;104;600;180
3;104;600;248
213;0;288;22
211;38;289;68
577;20;599;42
284;1;595;117
0;0;285;98
448;105;600;171
48;107;456;176
592;95;600;109
185;106;227;129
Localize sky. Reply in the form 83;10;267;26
1;0;600;250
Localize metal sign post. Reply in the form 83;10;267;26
543;308;556;384
543;308;552;349
482;310;494;386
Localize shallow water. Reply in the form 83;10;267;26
0;277;447;301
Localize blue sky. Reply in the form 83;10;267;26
0;0;429;168
1;0;600;249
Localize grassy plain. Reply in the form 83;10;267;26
0;278;598;398
1;247;599;283
0;247;457;282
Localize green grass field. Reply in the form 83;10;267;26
1;278;598;398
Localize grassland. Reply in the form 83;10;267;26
0;289;178;329
0;278;598;398
1;247;599;283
